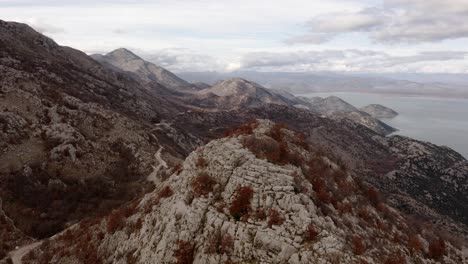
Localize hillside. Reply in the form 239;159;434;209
1;19;468;264
360;104;399;119
0;20;189;242
92;48;195;92
24;120;468;263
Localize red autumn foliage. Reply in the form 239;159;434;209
428;238;446;260
220;234;234;254
366;186;381;206
384;253;406;264
229;186;254;221
304;224;319;241
351;235;367;255
191;172;216;197
174;240;194;264
159;186;173;198
224;119;259;137
337;202;353;215
408;234;423;254
267;209;284;227
172;163;183;174
268;122;288;142
196;156;208;168
106;208;125;233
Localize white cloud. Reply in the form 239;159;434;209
291;0;468;44
236;50;468;73
2;0;468;73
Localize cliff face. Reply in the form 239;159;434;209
25;120;468;264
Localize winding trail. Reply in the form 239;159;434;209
9;241;42;264
146;146;168;184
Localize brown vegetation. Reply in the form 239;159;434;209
351;235;366;255
224;119;259;137
229;186;254;221
304;224;319;242
191;172;216;197
428;238;446;260
174;240;194;264
267;209;284;227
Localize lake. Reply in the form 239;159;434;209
300;92;468;159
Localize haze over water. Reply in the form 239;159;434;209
302;92;468;159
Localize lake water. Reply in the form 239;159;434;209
301;92;468;159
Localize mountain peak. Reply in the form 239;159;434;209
105;48;142;61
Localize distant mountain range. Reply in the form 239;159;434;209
178;71;468;98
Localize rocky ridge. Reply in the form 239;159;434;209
91;48;195;92
25;120;468;264
360;104;399;119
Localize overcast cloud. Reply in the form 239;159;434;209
290;0;468;44
1;0;468;73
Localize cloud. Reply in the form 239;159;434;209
237;50;468;73
284;33;334;45
17;18;64;34
141;49;227;72
307;8;384;33
291;0;468;44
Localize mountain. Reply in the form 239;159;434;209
192;82;211;90
0;19;188;242
331;111;398;135
22;120;468;263
360;104;399;119
91;48;195;92
189;78;300;110
178;71;468;98
306;96;358;115
2;19;468;264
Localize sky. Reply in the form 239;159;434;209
1;0;468;73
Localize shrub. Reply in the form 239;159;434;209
192;172;216;197
304;224;319;241
428;238;446;260
153;186;174;205
337;202;353;215
358;207;372;223
384;253;406;264
196;156;208;168
224;119;259;137
158;186;174;199
351;235;366;255
220;234;234;254
267;209;284;227
366;187;381;206
229;186;254;221
174;240;194;264
408;234;423;254
268;122;288;142
106;209;125;233
172;163;183;174
253;208;267;220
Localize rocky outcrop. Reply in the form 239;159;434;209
360;104;399;119
25;120;468;264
